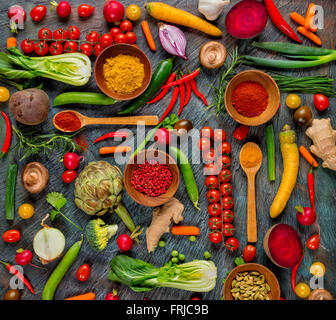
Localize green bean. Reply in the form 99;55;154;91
5;164;18;221
53;92;118;106
42;236;83;300
265;124;275;182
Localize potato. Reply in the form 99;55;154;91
9;88;50;125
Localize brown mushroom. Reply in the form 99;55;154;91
308;289;333;300
22;162;49;194
199;41;227;69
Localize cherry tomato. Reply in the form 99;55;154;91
114;33;127;44
201;126;214;139
38;28;52;40
86;31;100;43
295;283;310;298
78;4;95;18
220;183;232;196
126;4;141;21
3;289;21;300
204;163;219;175
0;87;10;102
214;129;226;143
233;125;250;141
209;231;222;244
3;229;21;243
53;28;67;42
207;189;220;203
110;27;121;38
100;33;114;48
20;39;34;54
306;234;320;250
18;203;34;219
49;42;63;55
93;44;102;57
66;26;80;40
208;203;221;216
198;137;211;151
243;245;256;262
63;153;80;170
205;175;219;188
34;41;49;56
286;94;301;109
310;262;325;278
225;237;239;252
217;155;231;169
222;210;234;223
219;169;232;183
30;5;47;22
126;31;137;44
221;196;234;210
64;41;78;53
223;223;235;237
120;20;133;32
80;43;92;57
62;170;77;183
208;217;222;230
217;141;232;154
76;263;91;282
202;148;216;163
117;234;134;252
314;94;329;111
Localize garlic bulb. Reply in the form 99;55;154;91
198;0;230;21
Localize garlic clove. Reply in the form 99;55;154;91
198;0;230;21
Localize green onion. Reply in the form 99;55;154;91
265;124;275;182
6;163;18;221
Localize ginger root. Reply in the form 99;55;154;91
306;118;336;171
146;198;184;253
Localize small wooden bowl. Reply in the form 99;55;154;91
124;149;180;207
223;263;281;300
224;70;280;126
94;44;152;101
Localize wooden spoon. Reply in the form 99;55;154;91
239;142;263;243
53;110;159;132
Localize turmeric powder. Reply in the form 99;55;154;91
240;143;262;168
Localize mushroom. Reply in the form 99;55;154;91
22;162;49;194
308;289;333;300
199;41;227;69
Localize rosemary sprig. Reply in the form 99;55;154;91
12;126;84;161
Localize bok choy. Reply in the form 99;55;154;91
108;255;217;292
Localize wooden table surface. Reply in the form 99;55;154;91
0;0;335;301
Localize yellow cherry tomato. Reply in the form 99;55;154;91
295;283;311;298
310;262;326;278
126;4;141;21
0;87;10;102
18;203;34;219
286;94;301;109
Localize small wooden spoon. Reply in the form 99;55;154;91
239;142;263;243
53;110;159;132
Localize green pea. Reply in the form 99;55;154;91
178;254;185;261
203;251;211;260
171;250;179;257
171;257;179;263
189;236;196;242
159;240;166;248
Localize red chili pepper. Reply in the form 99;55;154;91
147;72;176;104
233;125;250;141
0;112;12;159
190;79;208;106
178;82;186;116
264;0;302;43
0;259;35;294
184;81;192;107
159;86;180;123
307;166;315;212
93;131;129;144
162;69;200;89
291;254;303;293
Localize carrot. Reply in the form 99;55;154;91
145;2;222;37
141;21;156;52
99;146;132;155
7;37;17;49
305;3;317;32
297;26;322;46
290;12;317;32
299;145;318;168
65;292;96;300
171;226;200;236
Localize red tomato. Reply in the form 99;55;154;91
209;231;222;244
30;5;47;22
110;27;121;38
55;1;72;18
207;189;220;203
78;4;95;18
125;31;137;44
306;234;320;250
208;203;221;216
213;129;226;143
34;41;49;56
53;28;67;42
66;26;80;40
223;223;235;237
208;217;222;230
222;210;234;223
120;20;133;32
100;33;114;48
219;169;232;183
21;39;34;54
202;148;216;163
114;33;128;44
313;94;329;111
38;27;52;40
205;175;219;188
217;141;232;154
64;41;78;53
93;44;103;57
86;31;100;43
76;264;91;282
217;155;231;169
198;137;211;151
233;125;250;141
80;43;92;56
243;245;256;262
204;163;219;176
220;183;232;196
225;237;239;251
62;170;77;183
3;230;21;243
201;126;214;139
221;196;234;210
49;42;63;55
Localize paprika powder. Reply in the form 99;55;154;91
231;81;269;117
54;111;82;132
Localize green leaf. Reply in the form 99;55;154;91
50;209;59;221
46;192;67;211
234;257;245;266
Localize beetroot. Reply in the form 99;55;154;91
264;224;303;269
225;0;268;39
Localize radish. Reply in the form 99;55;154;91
105;289;119;300
103;0;125;23
51;1;72;18
154;128;171;147
63;152;81;170
296;206;316;226
117;234;134;252
15;249;33;266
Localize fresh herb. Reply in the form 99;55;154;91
46;192;83;231
234;257;245;266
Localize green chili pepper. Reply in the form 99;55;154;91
265;124;275;182
169;146;199;210
53;92;118;106
119;57;174;114
6;163;18;221
42;236;83;300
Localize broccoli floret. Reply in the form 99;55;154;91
85;218;118;251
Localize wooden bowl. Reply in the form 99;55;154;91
94;44;152;101
223;263;281;300
124;149;180;207
224;70;280;126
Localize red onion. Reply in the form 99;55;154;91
158;23;187;60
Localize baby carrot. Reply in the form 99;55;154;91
141;21;156;52
299;145;318;167
297;26;322;46
65;292;96;300
7;37;17;49
290;12;317;32
171;226;200;236
99;146;131;155
305;3;317;32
